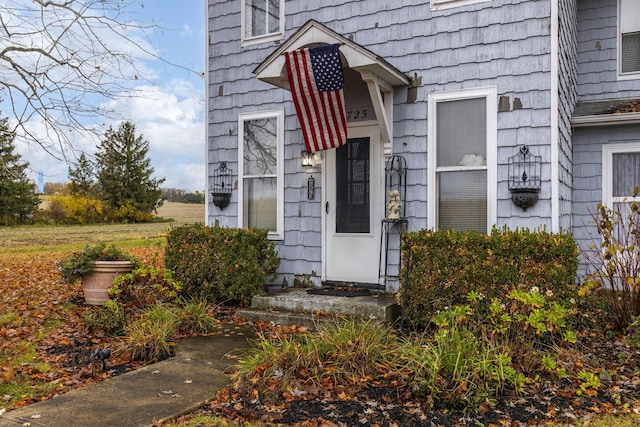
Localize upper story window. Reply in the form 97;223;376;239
619;0;640;77
431;0;490;11
238;110;284;240
242;0;284;46
427;87;497;233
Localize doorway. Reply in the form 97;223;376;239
323;125;383;285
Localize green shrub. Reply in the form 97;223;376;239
83;299;126;336
433;289;577;376
110;266;181;313
400;227;578;327
125;304;180;362
178;298;220;334
164;224;280;305
398;324;522;412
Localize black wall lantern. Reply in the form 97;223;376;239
508;145;541;211
211;161;233;210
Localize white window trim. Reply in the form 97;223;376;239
602;142;640;208
241;0;285;47
238;110;285;240
427;87;497;232
431;0;490;12
617;0;640;80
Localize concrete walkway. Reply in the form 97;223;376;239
0;325;256;427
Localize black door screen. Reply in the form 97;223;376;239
336;137;370;233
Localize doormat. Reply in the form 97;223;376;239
306;287;372;297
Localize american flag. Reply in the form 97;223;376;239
285;43;347;153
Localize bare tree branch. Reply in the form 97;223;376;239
0;0;200;162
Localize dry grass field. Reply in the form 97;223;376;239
0;202;205;255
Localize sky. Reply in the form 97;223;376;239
16;1;206;193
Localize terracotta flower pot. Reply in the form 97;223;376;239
81;260;135;305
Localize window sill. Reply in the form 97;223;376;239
431;0;490;11
618;72;640;81
267;231;284;241
241;32;283;47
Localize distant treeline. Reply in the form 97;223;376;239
43;183;205;204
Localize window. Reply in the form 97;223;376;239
619;0;640;76
238;111;284;240
428;88;497;233
603;143;640;212
601;143;640;270
431;0;490;11
242;0;283;45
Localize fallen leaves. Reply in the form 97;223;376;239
0;247;163;409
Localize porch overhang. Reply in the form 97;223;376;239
254;19;409;156
571;97;640;127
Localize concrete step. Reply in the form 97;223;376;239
235;288;401;329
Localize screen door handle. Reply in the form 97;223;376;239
325;201;329;214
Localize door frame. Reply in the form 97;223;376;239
321;122;384;284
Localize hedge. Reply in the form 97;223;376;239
399;227;578;327
164;224;280;305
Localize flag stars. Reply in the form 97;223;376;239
309;45;344;92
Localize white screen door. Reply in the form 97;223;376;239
324;126;382;284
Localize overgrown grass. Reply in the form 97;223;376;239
178;298;220;334
235;320;402;401
125;304;181;362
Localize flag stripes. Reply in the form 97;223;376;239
285;44;347;153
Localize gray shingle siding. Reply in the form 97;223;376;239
576;0;640;99
572;124;640;277
558;0;578;231
208;0;639;286
207;0;558;283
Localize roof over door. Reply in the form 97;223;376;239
254;20;409;156
253;19;409;90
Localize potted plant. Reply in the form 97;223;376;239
59;243;140;305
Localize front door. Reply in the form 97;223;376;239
324;126;383;285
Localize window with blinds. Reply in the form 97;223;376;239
435;97;488;233
620;0;640;74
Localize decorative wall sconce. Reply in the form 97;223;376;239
508;145;541;211
211;161;233;210
301;151;314;168
301;150;322;173
302;151;320;200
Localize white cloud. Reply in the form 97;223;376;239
6;1;206;194
18;79;205;193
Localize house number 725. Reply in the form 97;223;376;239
346;109;368;121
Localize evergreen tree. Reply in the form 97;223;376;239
95;122;165;221
0;115;40;225
68;153;97;198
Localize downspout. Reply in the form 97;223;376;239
204;0;210;225
550;0;560;232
